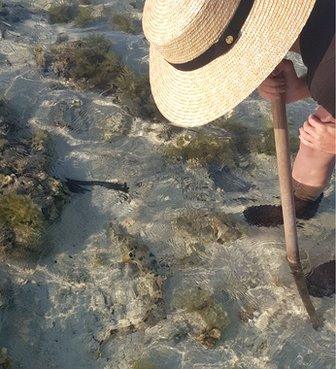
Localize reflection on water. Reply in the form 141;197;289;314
0;1;334;369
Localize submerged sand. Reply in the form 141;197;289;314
0;1;334;369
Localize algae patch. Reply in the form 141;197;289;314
173;209;243;245
34;35;162;121
0;347;11;369
0;193;45;252
0;99;69;255
172;287;230;348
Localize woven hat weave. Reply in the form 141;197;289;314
143;0;316;127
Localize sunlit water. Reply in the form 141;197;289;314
0;1;334;369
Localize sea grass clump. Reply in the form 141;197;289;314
0;193;45;252
0;347;11;369
36;35;162;121
115;67;162;121
48;3;79;24
132;358;157;369
110;13;142;34
252;126;300;156
172;287;229;348
223;116;299;156
50;35;121;92
33;44;52;71
173;209;243;245
74;6;96;27
164;133;237;168
103;113;133;141
0;100;69;255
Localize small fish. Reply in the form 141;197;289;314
64;178;129;194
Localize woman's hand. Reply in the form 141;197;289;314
299;108;336;155
258;59;310;103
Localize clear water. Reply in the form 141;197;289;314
0;1;334;369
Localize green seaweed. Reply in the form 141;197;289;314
39;36;162;121
111;13;141;34
173;210;243;244
173;287;229;331
31;129;54;167
218;115;300;157
253;126;300;156
172;287;229;348
50;35;121;93
0;98;18;127
164;133;237;168
132;358;157;369
48;3;79;24
0;138;8;152
0;99;69;253
75;6;96;27
0;193;45;251
0;347;11;369
115;67;162;121
33;44;52;70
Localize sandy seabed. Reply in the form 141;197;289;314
0;1;334;369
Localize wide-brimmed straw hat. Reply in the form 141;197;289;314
143;0;316;127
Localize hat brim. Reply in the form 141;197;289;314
149;0;316;127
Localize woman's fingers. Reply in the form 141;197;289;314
302;120;319;138
259;77;286;98
260;86;286;95
263;77;286;87
307;114;324;130
299;136;314;148
299;127;315;145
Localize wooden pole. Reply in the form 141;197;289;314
271;95;321;329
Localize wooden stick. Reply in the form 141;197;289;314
271;95;321;329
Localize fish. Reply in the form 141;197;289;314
64;178;129;194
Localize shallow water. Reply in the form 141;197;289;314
0;1;335;369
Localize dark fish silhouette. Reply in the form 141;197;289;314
305;260;335;298
64;178;129;194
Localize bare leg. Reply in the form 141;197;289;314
244;106;334;226
292;143;335;187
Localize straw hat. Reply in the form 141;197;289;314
143;0;316;127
